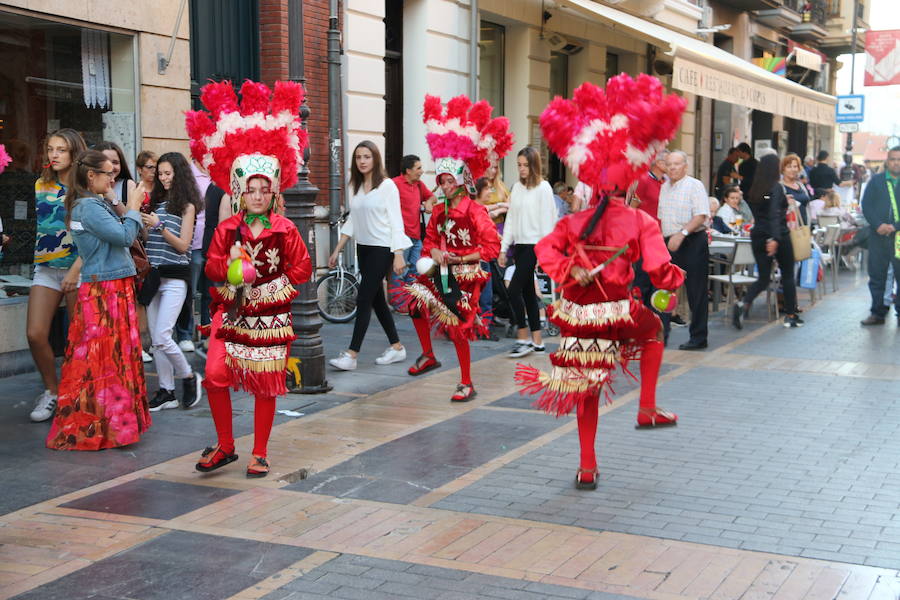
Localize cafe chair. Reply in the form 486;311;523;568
709;239;779;322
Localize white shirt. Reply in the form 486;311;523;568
716;204;740;225
658;175;709;237
341;178;411;252
501;180;557;253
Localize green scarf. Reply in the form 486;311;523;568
244;213;272;229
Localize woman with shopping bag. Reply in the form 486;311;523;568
732;152;805;329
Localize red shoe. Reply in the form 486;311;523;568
575;467;599;490
450;383;477;402
246;455;270;479
195;445;238;472
635;408;678;429
408;354;441;376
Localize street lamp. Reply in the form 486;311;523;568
283;0;331;393
844;0;861;169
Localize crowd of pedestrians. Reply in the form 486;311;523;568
5;121;897;459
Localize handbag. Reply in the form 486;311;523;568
137;267;160;306
782;188;812;262
130;238;151;283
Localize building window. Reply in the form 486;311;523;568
479;21;505;115
0;10;137;275
548;51;569;184
606;52;620;83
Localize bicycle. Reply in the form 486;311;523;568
316;213;360;323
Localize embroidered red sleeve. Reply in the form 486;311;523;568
205;222;232;282
637;212;685;290
534;217;578;284
472;201;500;262
283;227;312;285
421;203;442;257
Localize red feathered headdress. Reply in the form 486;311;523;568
423;95;513;195
185;80;307;213
0;144;10;175
540;74;686;193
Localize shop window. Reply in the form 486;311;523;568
548;51;569;184
479;20;505;175
0;10;136;277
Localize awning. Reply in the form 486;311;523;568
557;0;836;125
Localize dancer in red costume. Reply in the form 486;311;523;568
185;80;312;478
402;95;512;402
515;74;687;490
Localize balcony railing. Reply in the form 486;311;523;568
826;0;866;19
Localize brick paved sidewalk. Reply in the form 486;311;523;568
2;271;899;600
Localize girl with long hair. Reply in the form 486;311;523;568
94;141;136;217
26;128;87;423
45;150;151;450
327;141;410;371
141;152;204;410
732;152;804;329
498;146;557;358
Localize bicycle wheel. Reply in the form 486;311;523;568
317;271;359;323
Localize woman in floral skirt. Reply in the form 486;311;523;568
46;149;150;451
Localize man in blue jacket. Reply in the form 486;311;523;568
861;146;900;325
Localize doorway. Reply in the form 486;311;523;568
384;0;403;177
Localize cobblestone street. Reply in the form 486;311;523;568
1;273;899;600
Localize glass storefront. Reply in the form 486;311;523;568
0;10;137;278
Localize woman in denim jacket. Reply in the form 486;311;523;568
45;150;152;451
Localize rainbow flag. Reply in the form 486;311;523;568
752;56;787;76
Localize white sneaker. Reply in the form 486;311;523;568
375;346;407;365
329;351;358;371
178;339;196;352
30;390;57;422
142;350;153;363
508;341;533;358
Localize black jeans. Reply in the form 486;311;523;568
866;233;900;318
507;244;542;332
350;244;399;352
743;234;798;315
661;232;708;344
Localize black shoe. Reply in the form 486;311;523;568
731;303;743;330
860;314;886;326
678;340;708;351
181;372;203;409
783;314;805;328
671;315;687;327
149;389;178;412
531;344;546;354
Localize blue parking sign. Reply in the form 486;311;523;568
835;95;864;123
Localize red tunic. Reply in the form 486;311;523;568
516;197;684;415
405;196;500;340
206;213;312;397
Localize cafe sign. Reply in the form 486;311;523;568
672;57;835;126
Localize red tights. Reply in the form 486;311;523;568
411;315;472;385
206;388;276;458
576;338;665;481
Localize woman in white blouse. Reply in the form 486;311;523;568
498;147;558;358
328;141;411;371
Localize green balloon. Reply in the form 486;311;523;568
227;259;244;286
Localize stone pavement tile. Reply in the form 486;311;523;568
283;409;559;504
260;553;642;600
10;530;314;600
734;279;900;365
433;366;900;568
59;477;241;520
